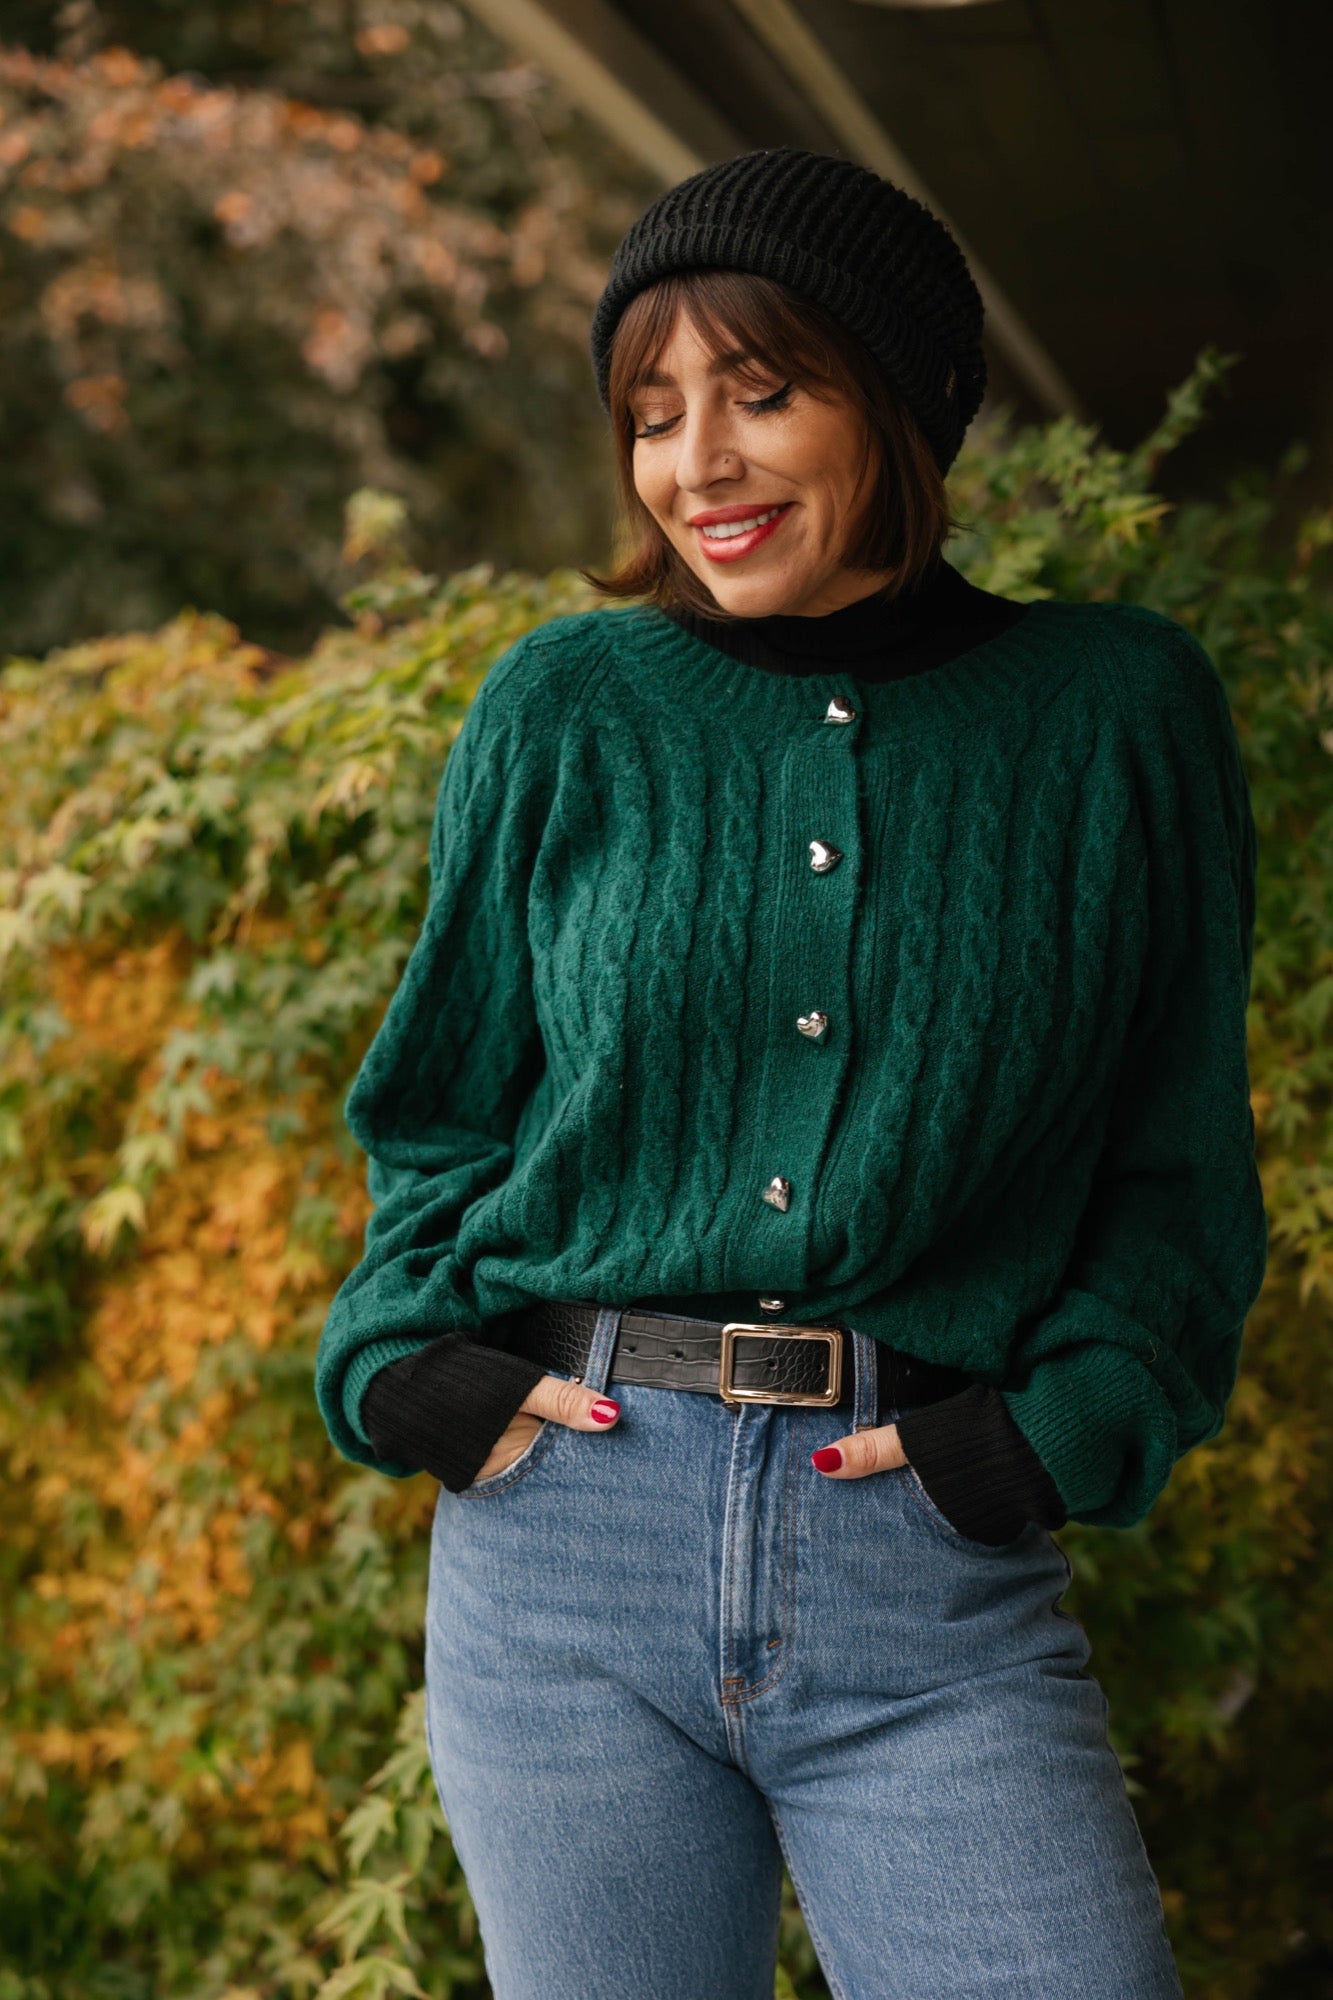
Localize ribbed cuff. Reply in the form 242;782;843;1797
896;1383;1067;1545
359;1335;547;1493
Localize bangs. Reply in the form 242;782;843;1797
608;271;842;431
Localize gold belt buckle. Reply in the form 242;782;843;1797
718;1322;843;1407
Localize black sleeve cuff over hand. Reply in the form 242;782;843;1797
360;1335;547;1493
896;1382;1067;1545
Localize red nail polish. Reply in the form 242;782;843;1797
590;1400;620;1425
811;1446;843;1473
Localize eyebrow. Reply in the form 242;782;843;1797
633;347;762;391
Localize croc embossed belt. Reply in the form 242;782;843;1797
496;1299;973;1419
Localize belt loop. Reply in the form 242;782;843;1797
851;1329;879;1430
577;1303;622;1397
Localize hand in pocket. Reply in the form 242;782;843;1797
473;1373;621;1481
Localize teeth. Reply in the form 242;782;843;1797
699;505;785;540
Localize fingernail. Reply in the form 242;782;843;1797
811;1446;842;1473
590;1400;620;1425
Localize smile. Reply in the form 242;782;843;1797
699;505;786;539
693;503;793;562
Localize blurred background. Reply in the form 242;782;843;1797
2;7;1331;2000
2;0;1331;659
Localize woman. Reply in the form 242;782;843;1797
314;148;1267;1998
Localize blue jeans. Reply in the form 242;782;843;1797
424;1307;1182;1999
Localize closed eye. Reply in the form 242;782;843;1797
633;380;795;440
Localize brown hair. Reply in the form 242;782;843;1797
579;268;958;621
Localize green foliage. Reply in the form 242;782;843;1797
1;354;1331;1999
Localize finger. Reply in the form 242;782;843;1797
810;1422;906;1479
521;1372;621;1431
472;1413;542;1483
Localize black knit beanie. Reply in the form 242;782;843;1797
589;146;986;474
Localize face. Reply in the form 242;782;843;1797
628;307;892;618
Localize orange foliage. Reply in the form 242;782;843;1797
47;931;188;1070
7;928;369;1860
0;42;559;419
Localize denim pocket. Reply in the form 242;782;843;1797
455;1416;564;1499
900;1461;1030;1554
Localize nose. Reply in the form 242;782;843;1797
672;398;744;496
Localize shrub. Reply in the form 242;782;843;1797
1;354;1329;1999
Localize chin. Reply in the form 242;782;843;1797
693;572;795;619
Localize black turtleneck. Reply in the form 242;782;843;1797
657;554;1033;682
360;556;1066;1547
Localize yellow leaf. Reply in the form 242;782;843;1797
81;1183;147;1255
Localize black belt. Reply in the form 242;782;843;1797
498;1299;973;1419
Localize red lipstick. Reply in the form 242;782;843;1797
687;501;793;564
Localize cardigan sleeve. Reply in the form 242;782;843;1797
313;632;552;1476
995;617;1269;1528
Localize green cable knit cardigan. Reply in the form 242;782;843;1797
314;594;1268;1528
